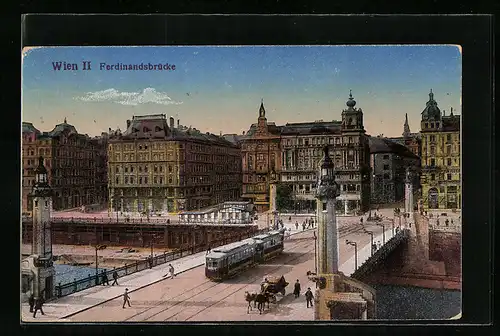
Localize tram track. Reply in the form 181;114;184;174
159;239;316;321
124;233;315;321
175;227;380;321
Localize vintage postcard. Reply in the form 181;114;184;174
21;45;462;322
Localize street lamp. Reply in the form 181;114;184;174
94;244;106;285
376;222;386;244
313;231;317;274
346;239;358;271
363;229;374;256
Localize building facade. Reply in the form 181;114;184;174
419;90;461;209
369;137;421;205
22;120;108;213
240;102;282;212
107;114;241;215
241;93;371;214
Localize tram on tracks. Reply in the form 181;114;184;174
205;229;286;281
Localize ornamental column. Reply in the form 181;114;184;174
315;147;341;274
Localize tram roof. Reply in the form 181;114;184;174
211;239;254;254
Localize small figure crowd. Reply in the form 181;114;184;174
294;218;315;231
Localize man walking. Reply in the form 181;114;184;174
32;296;45;318
111;270;119;286
101;270;109;286
122;288;131;308
28;294;35;313
295;221;299;230
305;287;314;308
293;279;301;298
164;263;175;278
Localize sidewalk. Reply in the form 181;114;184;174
340;228;394;276
21;227;315;322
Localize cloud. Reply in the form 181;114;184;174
74;88;183;106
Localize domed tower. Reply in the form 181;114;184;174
341;90;365;132
421;89;442;131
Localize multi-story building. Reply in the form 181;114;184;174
107;114;241;214
389;113;422;158
369;136;420;205
90;133;109;207
240;102;282;212
420;90;461;209
241;93;371;214
22;119;108;213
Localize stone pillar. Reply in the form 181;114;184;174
316;146;341;274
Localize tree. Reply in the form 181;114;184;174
276;184;294;211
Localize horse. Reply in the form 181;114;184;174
255;292;274;314
244;291;258;313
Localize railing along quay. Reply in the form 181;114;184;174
22;216;255;226
52;227;271;299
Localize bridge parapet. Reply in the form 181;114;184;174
351;229;410;280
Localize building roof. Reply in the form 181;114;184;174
441;115;461;132
421;89;442;121
281;121;342;136
113;114;237;147
48;121;78;137
22;122;41;135
222;134;244;145
368;136;419;159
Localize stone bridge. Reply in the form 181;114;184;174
351;212;461;291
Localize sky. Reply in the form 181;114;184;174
21;45;461;138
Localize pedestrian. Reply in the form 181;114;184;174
305;287;314;308
169;263;175;278
445;219;449;227
101;271;109;285
122;288;131;308
293;279;301;298
32;296;45;318
377;241;381;250
28;294;35;313
206;245;211;255
295;222;298;230
302;223;306;231
289;216;292;222
111;270;119;286
372;243;377;253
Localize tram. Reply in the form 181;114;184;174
205;229;286;281
253;229;285;262
205;239;256;281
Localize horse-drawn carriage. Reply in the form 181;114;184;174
245;275;289;314
261;275;289;296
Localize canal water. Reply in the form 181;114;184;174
54;264;109;285
374;285;461;319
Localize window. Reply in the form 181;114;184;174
383;164;390;170
430;146;435;155
144;177;148;184
430;174;435;181
447;134;451;142
383;173;390;180
383;154;389;160
430;159;435;166
447;173;452;180
447;158;452;166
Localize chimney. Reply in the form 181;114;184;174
169;117;175;128
126;120;131;128
177;119;180;128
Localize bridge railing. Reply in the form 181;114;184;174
351;229;410;280
52;227;268;300
23;216;256;226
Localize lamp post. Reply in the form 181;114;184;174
346;239;358;271
313;230;317;274
363;229;374;256
94;244;106;285
376;222;386;244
